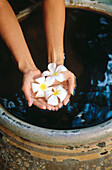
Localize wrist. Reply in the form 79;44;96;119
18;57;37;73
48;50;64;66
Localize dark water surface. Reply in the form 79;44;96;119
1;9;112;129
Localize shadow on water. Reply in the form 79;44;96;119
0;8;112;129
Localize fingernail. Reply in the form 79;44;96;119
28;102;31;107
48;107;51;110
29;99;33;107
43;106;46;110
71;89;74;95
64;101;67;105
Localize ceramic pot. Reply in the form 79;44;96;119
0;104;112;169
0;0;112;169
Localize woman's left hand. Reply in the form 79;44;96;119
54;70;76;111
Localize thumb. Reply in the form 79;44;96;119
68;74;75;95
22;85;33;107
28;96;33;107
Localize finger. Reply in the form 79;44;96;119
41;101;55;111
68;74;75;95
52;106;56;111
34;98;55;111
46;105;55;111
47;105;56;111
57;102;63;109
55;106;59;111
44;101;54;111
22;85;33;107
46;105;52;110
33;99;46;110
63;93;71;105
28;98;33;107
37;98;49;109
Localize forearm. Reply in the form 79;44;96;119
0;0;37;73
43;0;65;65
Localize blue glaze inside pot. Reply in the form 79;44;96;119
0;9;112;129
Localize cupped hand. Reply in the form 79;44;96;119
22;68;56;111
22;69;41;107
62;70;75;105
54;70;76;111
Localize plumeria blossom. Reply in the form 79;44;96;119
45;85;67;106
42;63;67;85
32;77;52;98
32;63;68;107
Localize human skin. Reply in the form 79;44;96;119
0;0;44;109
43;0;75;109
0;0;75;111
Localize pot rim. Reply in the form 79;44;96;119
0;104;112;145
17;0;112;24
0;1;112;146
65;0;112;17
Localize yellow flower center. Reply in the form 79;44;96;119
52;72;58;76
53;89;60;96
40;84;47;91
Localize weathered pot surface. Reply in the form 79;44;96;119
0;104;112;146
0;104;112;169
65;0;112;17
0;0;112;169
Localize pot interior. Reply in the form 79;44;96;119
0;6;112;130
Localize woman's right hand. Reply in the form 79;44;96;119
22;69;41;107
22;68;56;111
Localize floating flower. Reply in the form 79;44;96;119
45;85;67;106
42;63;67;85
32;77;52;97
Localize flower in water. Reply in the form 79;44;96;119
42;63;67;84
32;77;52;97
46;85;67;106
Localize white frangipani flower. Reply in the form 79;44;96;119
45;85;67;106
32;63;68;106
32;77;52;98
42;63;67;85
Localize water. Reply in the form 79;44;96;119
0;9;112;129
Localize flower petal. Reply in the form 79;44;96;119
48;63;56;73
32;83;40;93
47;87;53;91
57;90;67;102
56;65;67;72
51;85;65;96
35;90;45;97
46;76;55;86
45;90;53;99
42;71;52;77
56;85;64;91
35;77;45;84
52;85;62;91
48;95;58;106
56;73;65;82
